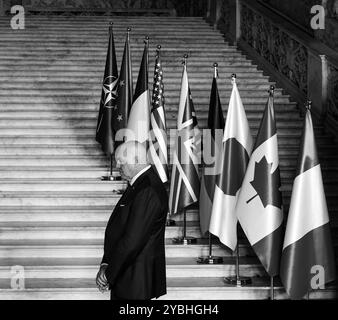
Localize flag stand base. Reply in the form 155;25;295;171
197;256;223;264
166;219;176;227
224;276;252;287
172;237;197;245
101;175;121;181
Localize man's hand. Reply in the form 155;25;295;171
96;264;109;293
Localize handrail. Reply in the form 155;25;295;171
206;0;338;137
241;0;338;63
256;0;314;36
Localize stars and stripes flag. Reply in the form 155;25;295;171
235;87;284;276
95;23;118;155
149;46;169;183
199;65;225;236
113;28;133;147
169;60;201;215
209;76;253;250
280;106;336;299
126;38;150;144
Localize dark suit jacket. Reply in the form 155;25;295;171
101;166;168;300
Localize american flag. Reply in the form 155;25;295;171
169;60;201;215
149;46;169;183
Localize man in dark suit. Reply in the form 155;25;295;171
96;141;168;300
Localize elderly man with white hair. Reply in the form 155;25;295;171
96;141;168;300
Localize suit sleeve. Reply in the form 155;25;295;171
104;186;161;286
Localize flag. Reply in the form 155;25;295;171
95;23;118;155
280;107;336;299
169;61;200;215
199;68;225;236
235;88;283;276
113;28;133;147
149;46;169;183
209;78;253;250
126;39;150;144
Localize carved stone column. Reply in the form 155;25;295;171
0;0;5;16
308;52;328;120
0;0;10;16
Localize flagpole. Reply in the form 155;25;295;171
172;54;198;246
197;62;223;264
270;276;274;300
153;45;175;228
172;208;197;245
224;233;251;286
100;22;120;182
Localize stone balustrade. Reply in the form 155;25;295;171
207;0;338;137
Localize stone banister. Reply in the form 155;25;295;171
207;0;338;138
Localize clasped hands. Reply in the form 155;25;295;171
96;264;109;293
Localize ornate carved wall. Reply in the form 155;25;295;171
17;0;206;16
327;62;338;123
241;3;308;94
22;0;172;9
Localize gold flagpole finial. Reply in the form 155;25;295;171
144;35;149;44
269;85;275;95
231;73;236;84
306;100;312;110
126;27;131;41
109;21;113;33
213;62;218;79
182;54;188;66
156;45;161;58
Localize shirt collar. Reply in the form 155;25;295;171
130;165;151;186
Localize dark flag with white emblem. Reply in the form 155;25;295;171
126;38;150;144
209;76;252;250
95;23;118;155
199;65;225;236
149;46;169;183
280;106;336;299
113;28;133;147
169;59;201;215
235;87;283;276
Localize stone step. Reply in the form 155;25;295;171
1;165;335;179
0;38;226;45
0;257;266;280
0;82;278;92
0;239;241;260
0;111;303;121
0;50;243;58
0;96;290;105
0;102;299;113
2;174;335;192
0;223;203;241
0;44;237;51
0;56;252;64
1;135;333;147
1;206;337;226
0;155;336;168
0;118;306;130
0;277;336;300
0;70;266;78
0;126;326;136
0;87;285;97
0;188;337;208
0;180;126;192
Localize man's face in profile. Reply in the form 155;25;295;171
115;147;136;182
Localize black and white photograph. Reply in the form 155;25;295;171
0;0;337;311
